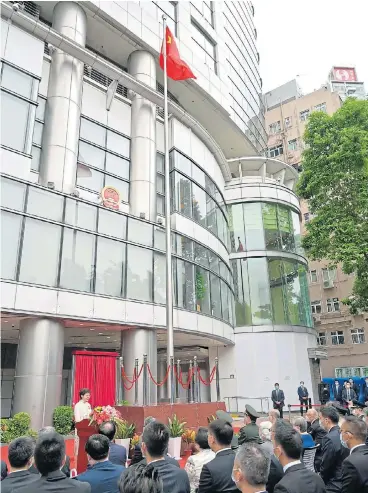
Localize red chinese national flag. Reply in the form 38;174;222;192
160;26;196;81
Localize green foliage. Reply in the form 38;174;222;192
168;414;186;438
53;406;74;436
1;413;36;443
117;400;130;406
115;419;136;439
297;99;368;314
196;271;206;301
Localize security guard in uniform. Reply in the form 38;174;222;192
238;404;262;446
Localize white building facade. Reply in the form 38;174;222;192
1;1;316;427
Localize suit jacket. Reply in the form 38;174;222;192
341;444;368;493
320;426;349;492
16;469;91;493
341;388;357;405
272;389;285;406
266;455;284;493
198;448;238;493
238;422;262;446
298;386;309;401
76;460;125;493
109;442;127;466
363;384;368;402
333;385;342;402
1;469;39;493
308;419;327;471
274;463;325;493
29;455;70;477
145;458;189;493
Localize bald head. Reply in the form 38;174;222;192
306;408;318;422
39;426;56;435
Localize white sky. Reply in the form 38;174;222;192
254;0;368;95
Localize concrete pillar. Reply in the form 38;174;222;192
128;51;157;221
121;329;157;405
13;319;65;430
39;1;87;192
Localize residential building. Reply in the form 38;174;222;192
0;0;317;427
265;80;368;380
328;66;366;101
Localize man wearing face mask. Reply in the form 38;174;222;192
231;443;270;493
341;382;357;409
340;416;368;493
319;406;349;492
271;420;325;493
297;382;309;416
271;384;285;419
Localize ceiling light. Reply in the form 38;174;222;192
79;323;84;326
106;336;111;339
90;329;95;331
98;333;103;335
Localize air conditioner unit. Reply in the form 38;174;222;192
323;280;334;289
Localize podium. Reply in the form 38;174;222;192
75;419;97;473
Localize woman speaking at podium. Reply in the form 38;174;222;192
74;388;92;422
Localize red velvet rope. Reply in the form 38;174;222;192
174;366;195;389
147;364;171;387
121;364;143;384
197;366;216;386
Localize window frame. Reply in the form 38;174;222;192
300;109;310;122
311;300;322;314
331;330;345;345
327;297;340;312
309;270;318;283
317;332;327;346
268;144;284;158
269;121;281;134
351;328;365;344
191;18;217;73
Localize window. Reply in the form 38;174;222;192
314;102;327;113
0;64;38;154
191;1;214;26
95;237;125;297
300;109;310;122
311;300;322;314
268;144;283;158
304;212;310;222
153;252;166;304
60;229;95;292
191;20;216;73
0;211;22;280
310;270;318;283
156;153;165;216
351;328;365;344
126;245;153;302
284;116;292;128
331;330;344;345
317;332;327;346
153;2;177;34
322;267;336;284
31;96;46;171
327;297;340;312
288;139;298;151
269;121;281;134
128;218;153;247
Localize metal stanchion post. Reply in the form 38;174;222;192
134;358;139;406
189;360;194;403
215;357;220;402
176;359;180;402
143;354;148;406
193;356;198;403
288;404;291;421
170;356;175;401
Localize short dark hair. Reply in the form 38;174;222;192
274;420;302;460
98;421;116;441
195;427;210;449
344;416;368;442
321;406;339;425
86;434;110;461
335;379;339;383
142;422;169;458
79;388;90;399
34;431;65;475
274;383;279;386
118;462;163;493
208;419;233;446
8;437;35;468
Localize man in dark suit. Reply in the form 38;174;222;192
125;421;189;493
1;437;38;493
271;383;285;419
306;408;327;472
76;434;125;492
341;382;357;409
198;418;238;493
363;377;368;404
271;420;325;493
16;431;90;493
348;378;360;398
231;442;270;493
297;382;309;416
319;406;349;492
29;426;71;477
98;421;127;466
1;460;8;481
340;416;368;493
332;379;342;403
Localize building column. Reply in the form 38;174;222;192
12;319;65;430
128;51;157;221
121;329;157;405
39;1;87;193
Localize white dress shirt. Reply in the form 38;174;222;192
283;460;301;472
350;443;365;454
74;400;91;422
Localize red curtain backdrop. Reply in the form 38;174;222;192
72;351;119;407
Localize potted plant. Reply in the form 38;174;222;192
53;406;74;436
129;433;141;459
181;428;195;458
114;419;136;455
168;414;186;459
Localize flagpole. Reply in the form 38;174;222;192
162;15;175;404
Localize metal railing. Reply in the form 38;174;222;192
223;396;271;414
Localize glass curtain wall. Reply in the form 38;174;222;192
231;257;313;327
229;202;302;255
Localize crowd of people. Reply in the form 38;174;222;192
1;402;368;493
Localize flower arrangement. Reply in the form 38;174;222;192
182;428;195;444
130;433;141;449
89;405;123;426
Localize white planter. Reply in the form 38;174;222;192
115;438;131;457
168;437;182;459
